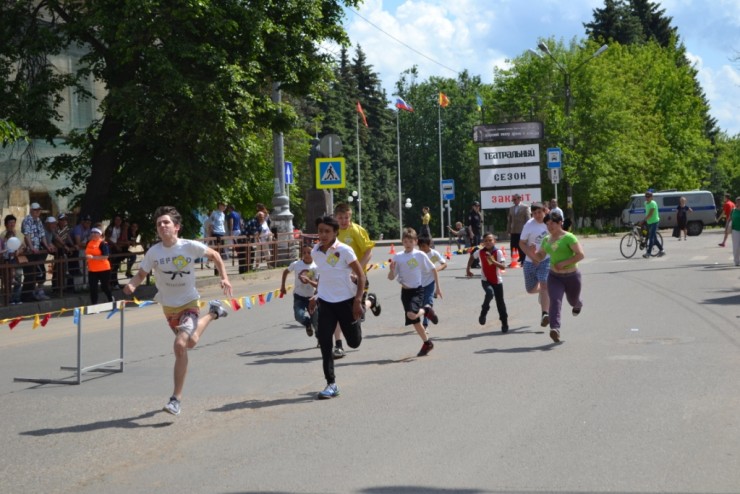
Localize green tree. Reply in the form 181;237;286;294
0;0;358;235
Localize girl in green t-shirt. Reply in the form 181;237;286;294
532;211;585;343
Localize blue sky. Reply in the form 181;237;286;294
341;0;740;135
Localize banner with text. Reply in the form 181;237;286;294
480;188;542;210
479;166;541;189
478;144;540;167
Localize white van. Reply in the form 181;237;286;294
621;190;717;236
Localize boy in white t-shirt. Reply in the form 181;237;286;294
519;202;551;327
280;244;318;338
308;215;366;399
387;228;442;357
124;206;232;416
417;236;447;330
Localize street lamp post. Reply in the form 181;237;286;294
537;42;608;228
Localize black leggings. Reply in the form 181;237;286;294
88;270;113;305
317;298;362;384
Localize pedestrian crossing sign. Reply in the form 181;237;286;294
316;158;346;189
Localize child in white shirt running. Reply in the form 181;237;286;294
417;236;447;330
280;243;319;338
387;228;442;356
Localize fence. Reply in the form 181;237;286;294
1;233;304;308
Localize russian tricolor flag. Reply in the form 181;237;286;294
395;97;413;112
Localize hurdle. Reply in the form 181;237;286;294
14;300;125;385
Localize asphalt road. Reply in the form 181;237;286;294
2;230;739;494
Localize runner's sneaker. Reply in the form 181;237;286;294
478;309;487;326
423;305;439;325
317;383;340;400
572;306;582;316
657;250;665;257
417;340;434;356
333;347;345;359
305;320;314;337
163;396;181;415
502;321;509;333
208;300;228;320
549;329;560;343
540;312;549;327
368;293;382;316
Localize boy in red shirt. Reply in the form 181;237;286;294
719;193;735;247
466;232;509;333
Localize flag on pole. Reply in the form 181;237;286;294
395;97;413;112
439;92;450;108
356;101;369;127
476;93;483;112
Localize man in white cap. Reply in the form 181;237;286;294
21;203;55;300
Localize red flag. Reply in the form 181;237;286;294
9;317;22;330
40;313;52;327
356;101;368;127
258;293;265;305
230;298;242;311
439;92;450;108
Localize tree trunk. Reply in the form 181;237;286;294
79;115;123;223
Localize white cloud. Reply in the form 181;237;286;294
344;0;740;134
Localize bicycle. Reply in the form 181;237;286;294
620;222;663;259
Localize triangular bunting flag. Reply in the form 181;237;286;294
9;317;22;330
40;313;52;327
73;308;81;324
32;314;40;329
258;293;265;305
266;291;273;303
245;296;252;309
230;298;241;311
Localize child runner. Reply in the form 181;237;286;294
387;228;442;357
333;202;380;359
519;202;551;328
308;215;366;399
417;236;447;331
532;211;585;343
280;243;319;338
466;232;509;332
123;206;231;416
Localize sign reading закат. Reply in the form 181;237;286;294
478;144;540;167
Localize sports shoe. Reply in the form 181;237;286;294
333;346;345;359
540;312;549;327
317;383;340;400
423;305;439;325
657;250;665;257
501;321;509;333
478;309;487;326
417;340;434;356
208;300;228;320
368;293;382;316
549;329;560;343
718;243;725;247
642;253;650;258
304;320;314;337
163;396;181;415
572;306;582;316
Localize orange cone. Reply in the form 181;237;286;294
510;247;520;268
445;244;452;260
389;244;396;255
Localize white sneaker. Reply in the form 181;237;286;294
208;300;228;319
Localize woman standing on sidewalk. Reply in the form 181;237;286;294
85;226;114;305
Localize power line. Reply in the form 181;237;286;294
347;7;460;77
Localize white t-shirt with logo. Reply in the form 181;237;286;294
391;249;436;288
421;248;446;287
140;239;207;307
520;218;549;263
312;240;358;303
288;259;318;298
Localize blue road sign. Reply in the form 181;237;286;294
547;147;561;169
441;179;455;201
285;161;293;185
316;158;346;189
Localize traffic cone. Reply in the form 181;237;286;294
510;247;520;268
389;244;396;255
444;244;451;260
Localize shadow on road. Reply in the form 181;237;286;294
210;394;315;413
20;410;173;436
477;341;562;354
